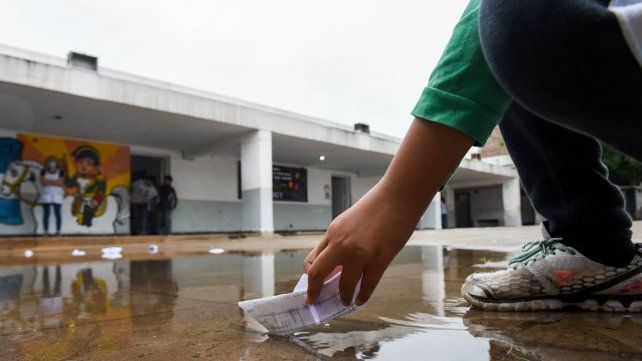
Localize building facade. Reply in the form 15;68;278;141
0;45;523;235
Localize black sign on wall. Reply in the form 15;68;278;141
273;165;308;202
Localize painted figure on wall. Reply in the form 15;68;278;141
0;137;35;225
62;145;107;227
0;138;24;225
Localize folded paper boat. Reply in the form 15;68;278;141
238;272;362;336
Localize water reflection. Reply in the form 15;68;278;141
289;247;492;360
464;310;642;361
40;265;62;327
130;260;177;331
0;246;639;360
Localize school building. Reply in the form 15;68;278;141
0;44;528;236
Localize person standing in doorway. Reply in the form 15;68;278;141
145;176;159;235
130;177;147;235
441;198;448;229
40;156;65;236
158;175;177;235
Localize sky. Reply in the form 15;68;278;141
0;0;469;139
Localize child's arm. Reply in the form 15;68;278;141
304;119;473;306
305;0;512;306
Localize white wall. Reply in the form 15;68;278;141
131;145;361;232
3;128;516;233
130;145;240;202
298;166;332;206
351;176;381;203
273;164;359;231
130;145;244;233
0;129;16;137
0;128;385;234
457;186;505;227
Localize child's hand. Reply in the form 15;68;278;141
303;188;416;306
302;119;474;307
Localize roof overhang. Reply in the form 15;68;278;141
0;45;517;181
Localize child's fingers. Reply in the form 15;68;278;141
305;246;337;304
338;263;364;306
303;235;329;274
355;266;385;306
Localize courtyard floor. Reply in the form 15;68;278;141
0;222;640;360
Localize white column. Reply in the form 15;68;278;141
241;130;273;233
418;192;443;229
445;187;456;228
431;192;443;229
502;178;522;227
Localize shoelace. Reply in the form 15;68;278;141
508;238;576;270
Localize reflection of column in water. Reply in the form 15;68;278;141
240;252;275;336
110;262;130;309
40;265;63;326
242;252;275;298
42;266;50;298
443;249;460;298
129;260;177;328
42;265;61;298
113;262;130;289
421;246;446;316
261;253;275;297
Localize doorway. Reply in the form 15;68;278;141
331;176;350;219
131;155;167;185
454;191;472;228
130;154;168;235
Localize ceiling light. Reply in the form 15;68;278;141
319;155;326;161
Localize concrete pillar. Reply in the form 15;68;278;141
241;130;273;233
431;192;443;229
502;178;522;227
444;187;456;228
417;192;442;229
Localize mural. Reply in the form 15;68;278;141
0;138;24;225
0;134;131;234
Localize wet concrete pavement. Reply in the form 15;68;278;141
0;240;641;360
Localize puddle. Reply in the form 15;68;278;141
0;245;640;360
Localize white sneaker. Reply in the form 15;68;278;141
461;238;642;312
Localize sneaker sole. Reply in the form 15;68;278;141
462;289;642;312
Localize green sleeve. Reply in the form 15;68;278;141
411;0;511;146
